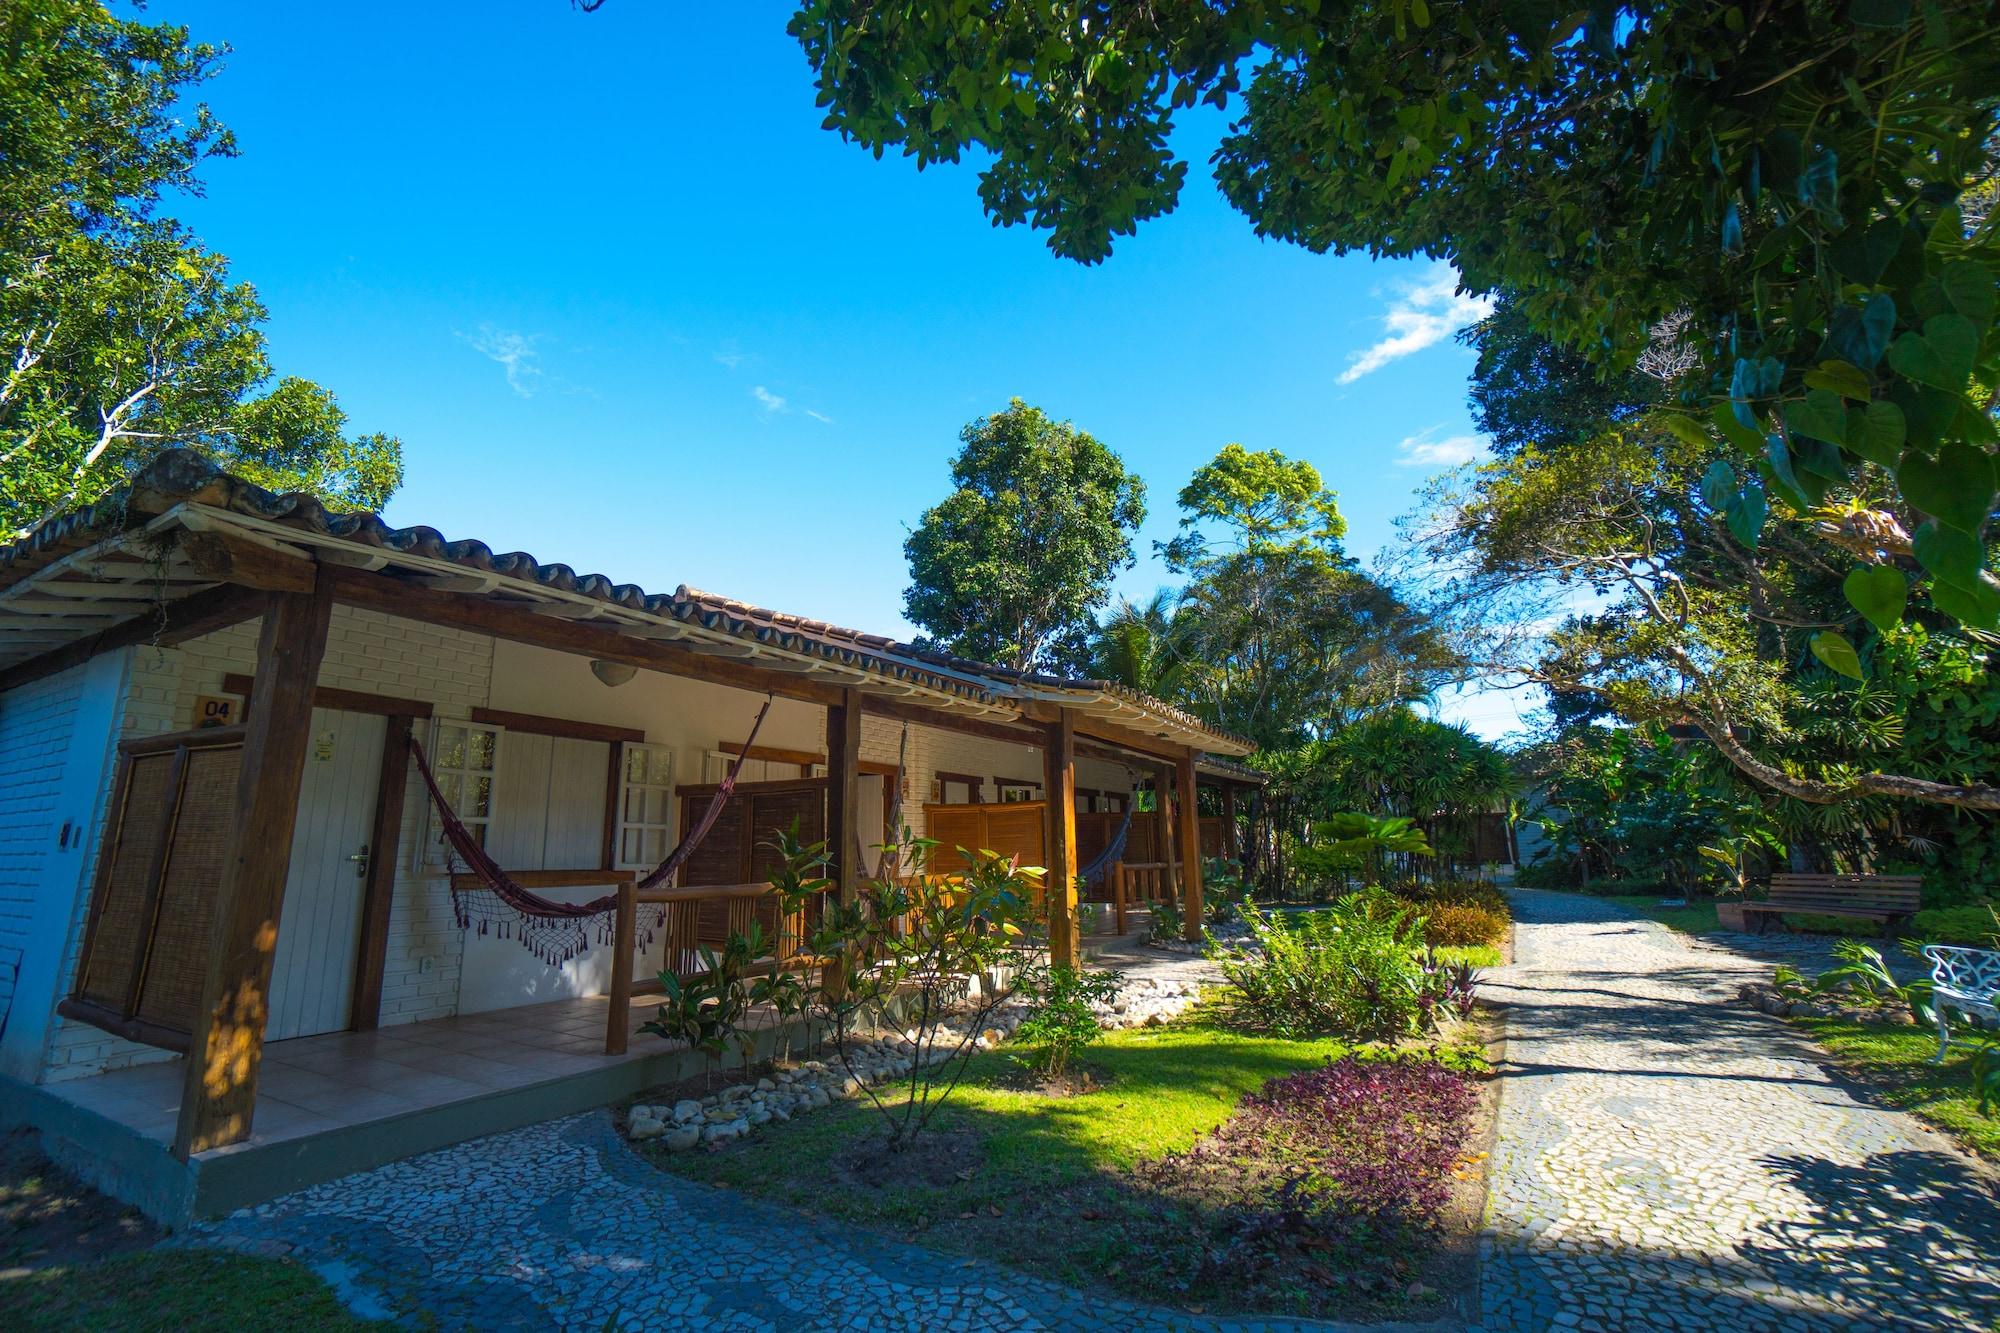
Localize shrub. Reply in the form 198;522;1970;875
1217;898;1429;1041
1419;903;1509;949
1147;895;1183;943
1013;964;1123;1077
1162;1056;1478;1293
1401;876;1510;916
1243;1058;1476;1224
1910;905;2000;948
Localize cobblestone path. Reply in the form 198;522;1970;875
184;1110;1364;1332
1481;889;2000;1332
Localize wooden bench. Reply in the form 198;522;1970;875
1925;945;2000;1063
1739;874;1922;935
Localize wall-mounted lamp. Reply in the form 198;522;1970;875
590;659;637;688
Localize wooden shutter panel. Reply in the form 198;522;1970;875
68;729;246;1048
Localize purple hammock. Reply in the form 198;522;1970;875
414;697;774;965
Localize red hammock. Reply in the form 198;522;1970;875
416;697;774;963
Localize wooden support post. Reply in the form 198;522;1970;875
1154;764;1181;907
826;687;863;902
173;571;334;1158
1175;750;1204;944
1044;709;1079;968
1112;862;1128;935
349;715;413;1031
605;880;636;1056
1222;784;1239;862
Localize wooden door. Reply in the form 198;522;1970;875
265;708;385;1041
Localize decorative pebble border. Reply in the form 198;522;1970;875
622;971;1208;1149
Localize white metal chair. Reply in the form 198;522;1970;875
1924;944;2000;1063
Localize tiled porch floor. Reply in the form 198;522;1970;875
49;994;737;1154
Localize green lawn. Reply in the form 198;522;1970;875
0;1251;384;1332
650;1013;1488;1314
1602;893;1721;935
1792;1017;2000;1159
1435;943;1504;969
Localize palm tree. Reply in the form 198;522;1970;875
1091;591;1191;699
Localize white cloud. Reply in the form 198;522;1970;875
751;385;788;414
1337;265;1494;385
714;346;745;370
1395;427;1487;468
460;326;541;397
803;408;833;424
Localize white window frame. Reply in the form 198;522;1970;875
616;742;677;871
420;719;504;870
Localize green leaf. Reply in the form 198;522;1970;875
1826;218;1902;283
1887;314;1980;391
1845;400;1905;466
1699;460;1736;511
1782;389;1847;445
1842;565;1906;634
1803;360;1872;400
1939;259;1996;326
1725;483;1768;548
1821;294;1897;369
1764;437;1826;508
1929;577;2000;630
1898;443;1998;533
1712;402;1766;452
1913;519;1987;590
1810;630;1864;680
1850;0;1912;26
1662;414;1712;448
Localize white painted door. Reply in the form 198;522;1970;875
266;707;386;1042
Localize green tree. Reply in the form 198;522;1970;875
903;398;1144;672
1156;445;1454;746
783;1;2000;629
1;0;402;538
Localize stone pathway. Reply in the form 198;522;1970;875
1481;889;2000;1332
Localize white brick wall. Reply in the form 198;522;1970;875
27;599;1141;1083
40;608;498;1081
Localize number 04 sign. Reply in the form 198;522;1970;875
194;694;238;728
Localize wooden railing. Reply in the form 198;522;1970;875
604;880;826;1055
1107;861;1172;935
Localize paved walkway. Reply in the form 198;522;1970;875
1480;889;2000;1332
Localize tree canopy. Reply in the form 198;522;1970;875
903;398;1145;673
787;1;1999;632
1;0;402;538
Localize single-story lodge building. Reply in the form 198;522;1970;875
0;451;1262;1222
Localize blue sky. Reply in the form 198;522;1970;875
153;1;1527;738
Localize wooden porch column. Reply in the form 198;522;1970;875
1154;764;1181;906
825;687;863;901
1043;708;1079;968
1222;783;1239;861
349;714;413;1031
174;571;334;1158
1174;750;1204;944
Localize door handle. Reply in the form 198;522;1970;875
347;844;371;878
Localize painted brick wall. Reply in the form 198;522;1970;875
40;607;497;1081
0;667;87;1030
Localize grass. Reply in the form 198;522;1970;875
1792;1017;2000;1160
1601;893;1722;935
0;1251;385;1332
649;1010;1489;1315
1434;943;1504;969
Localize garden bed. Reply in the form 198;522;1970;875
638;1007;1498;1320
0;1131;379;1332
1791;1017;2000;1161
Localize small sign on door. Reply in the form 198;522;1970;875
313;730;337;762
194;694;237;728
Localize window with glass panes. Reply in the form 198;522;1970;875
616;743;676;869
422;721;501;867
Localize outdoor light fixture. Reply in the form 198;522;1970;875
590;659;636;688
